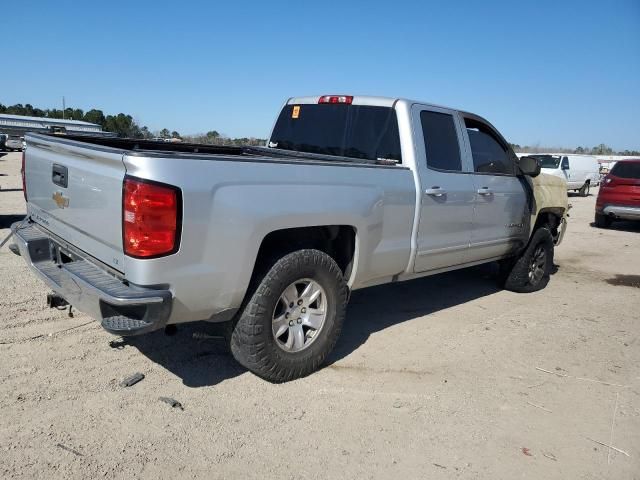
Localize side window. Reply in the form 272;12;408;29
464;118;514;175
420;110;462;171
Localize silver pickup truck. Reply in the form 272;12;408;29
11;95;568;382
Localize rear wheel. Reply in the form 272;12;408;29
594;212;612;228
501;228;554;293
230;249;348;382
578;181;590;197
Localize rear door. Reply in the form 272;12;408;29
24;134;127;271
607;161;640;205
460;116;529;261
412;105;476;272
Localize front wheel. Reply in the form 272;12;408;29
501;228;554;293
230;249;348;382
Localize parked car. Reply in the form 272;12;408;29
595;159;640;228
10;95;569;382
533;154;600;196
6;135;24;151
0;133;7;151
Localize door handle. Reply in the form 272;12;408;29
425;187;446;197
477;187;493;195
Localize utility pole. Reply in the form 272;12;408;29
62;96;66;119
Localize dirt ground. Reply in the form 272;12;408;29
1;150;639;479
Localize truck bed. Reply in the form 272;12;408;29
55;134;399;167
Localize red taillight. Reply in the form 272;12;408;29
21;151;27;201
123;177;181;258
318;95;353;104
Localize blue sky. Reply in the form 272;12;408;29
3;0;639;149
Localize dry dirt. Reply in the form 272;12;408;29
1;151;639;479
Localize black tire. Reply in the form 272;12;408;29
230;249;348;382
578;182;590;197
502;227;554;293
594;212;612;228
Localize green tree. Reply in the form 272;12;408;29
83;109;106;126
159;128;171;139
47;109;63;119
592;144;613;155
103;113;143;138
140;126;152;139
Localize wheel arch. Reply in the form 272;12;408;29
532;207;565;243
252;225;358;288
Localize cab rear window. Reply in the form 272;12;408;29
270;104;402;163
610;161;640;179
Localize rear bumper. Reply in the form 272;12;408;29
10;221;172;336
601;205;640;221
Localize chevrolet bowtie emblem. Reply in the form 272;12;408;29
52;191;69;209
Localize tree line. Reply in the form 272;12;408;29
0;102;266;146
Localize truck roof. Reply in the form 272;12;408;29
286;95;459;112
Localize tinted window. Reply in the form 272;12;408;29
270;104;402;162
532;155;561;168
420;111;462;171
465;118;513;174
610;161;640;179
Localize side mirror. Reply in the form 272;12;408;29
518;156;541;177
561;157;569;170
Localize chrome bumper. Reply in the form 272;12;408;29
602;205;640;221
10;221;172;335
555;216;568;246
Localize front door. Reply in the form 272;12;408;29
461;115;529;261
561;156;577;188
413;106;476;272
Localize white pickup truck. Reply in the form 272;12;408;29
11;95;568;382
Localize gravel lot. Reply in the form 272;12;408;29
1;150;639;479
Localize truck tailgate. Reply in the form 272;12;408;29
24;134;126;271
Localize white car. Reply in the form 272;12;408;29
533;154;600;196
5;135;24;151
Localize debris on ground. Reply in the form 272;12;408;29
56;443;83;456
527;401;552;413
535;367;628;387
120;373;145;388
108;339;127;349
521;447;533;457
584;437;630;457
159;396;184;410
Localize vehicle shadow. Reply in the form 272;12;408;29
123;264;503;387
0;214;26;229
327;264;501;365
117;321;245;388
589;221;640;233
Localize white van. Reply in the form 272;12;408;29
532;154;600;196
